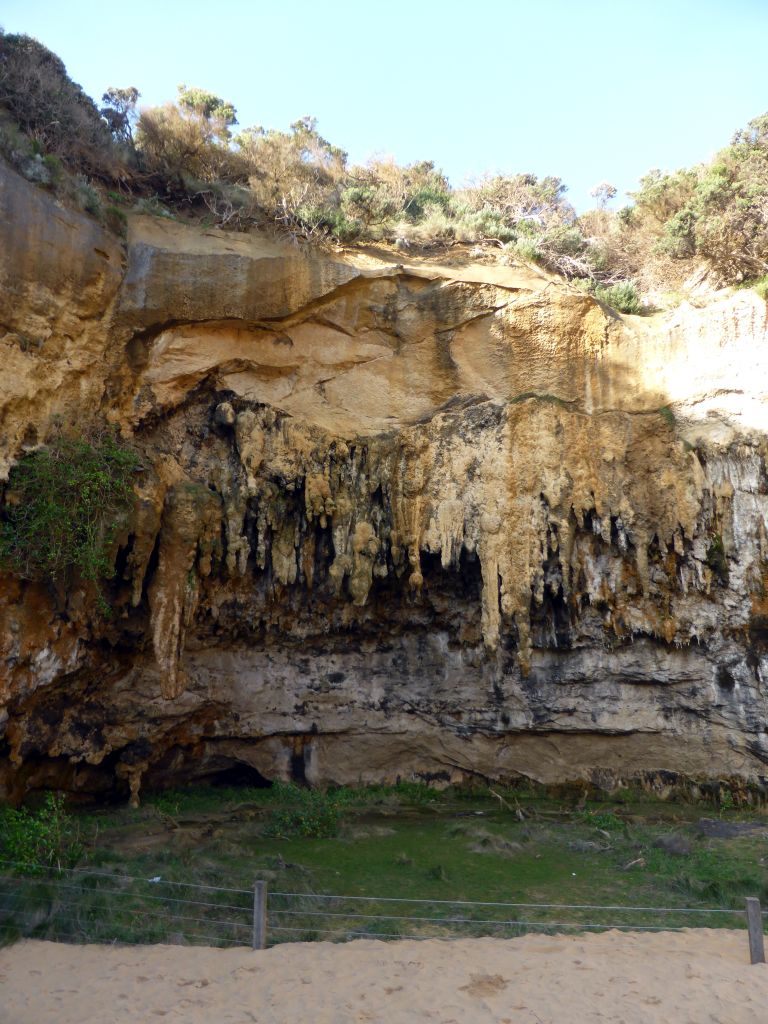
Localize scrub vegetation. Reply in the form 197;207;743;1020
0;793;83;875
3;29;768;311
0;432;140;584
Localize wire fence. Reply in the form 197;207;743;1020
0;859;764;959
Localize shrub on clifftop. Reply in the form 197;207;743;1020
5;29;768;299
135;84;241;188
0;30;115;176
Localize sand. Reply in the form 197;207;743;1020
1;930;766;1023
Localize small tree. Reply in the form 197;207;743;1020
100;86;140;144
461;172;572;226
590;181;617;210
135;86;242;186
235;116;346;231
176;85;236;132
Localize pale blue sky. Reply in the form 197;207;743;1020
2;0;767;209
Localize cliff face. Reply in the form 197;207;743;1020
3;162;768;803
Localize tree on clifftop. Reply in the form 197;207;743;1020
135;84;240;187
100;86;140;145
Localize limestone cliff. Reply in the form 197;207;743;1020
3;161;768;803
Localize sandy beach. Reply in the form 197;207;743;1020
1;929;766;1023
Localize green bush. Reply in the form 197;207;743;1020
0;432;140;582
74;176;101;216
263;795;339;838
513;239;543;262
575;809;624;831
135;85;241;187
658;405;676;428
592;280;642;314
405;184;449;218
0;793;83;874
300;202;363;242
41;152;63;186
104;203;128;235
626;114;768;284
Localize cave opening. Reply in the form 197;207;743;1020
139;749;275;796
290;747;307;785
202;762;273;789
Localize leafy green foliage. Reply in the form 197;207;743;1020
104;202;128;235
628;112;768;284
100;86;140;144
264;797;340;839
135;87;242;186
0;793;83;874
0;433;139;582
177;85;236;130
574;809;625;831
41;152;63;184
592;280;642;314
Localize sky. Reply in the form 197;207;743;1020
2;0;767;210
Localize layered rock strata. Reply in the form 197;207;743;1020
2;161;768;802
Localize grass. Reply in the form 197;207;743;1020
1;783;766;947
736;275;768;301
142;780;443;818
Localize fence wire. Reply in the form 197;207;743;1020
0;859;755;951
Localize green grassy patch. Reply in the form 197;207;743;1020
2;784;766;946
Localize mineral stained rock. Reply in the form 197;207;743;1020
3;161;768;802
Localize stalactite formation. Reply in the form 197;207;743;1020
2;161;768;802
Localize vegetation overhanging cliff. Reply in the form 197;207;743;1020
4;28;768;306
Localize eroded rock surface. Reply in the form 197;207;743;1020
3;161;768;802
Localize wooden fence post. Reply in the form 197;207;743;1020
745;897;765;965
253;880;267;950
